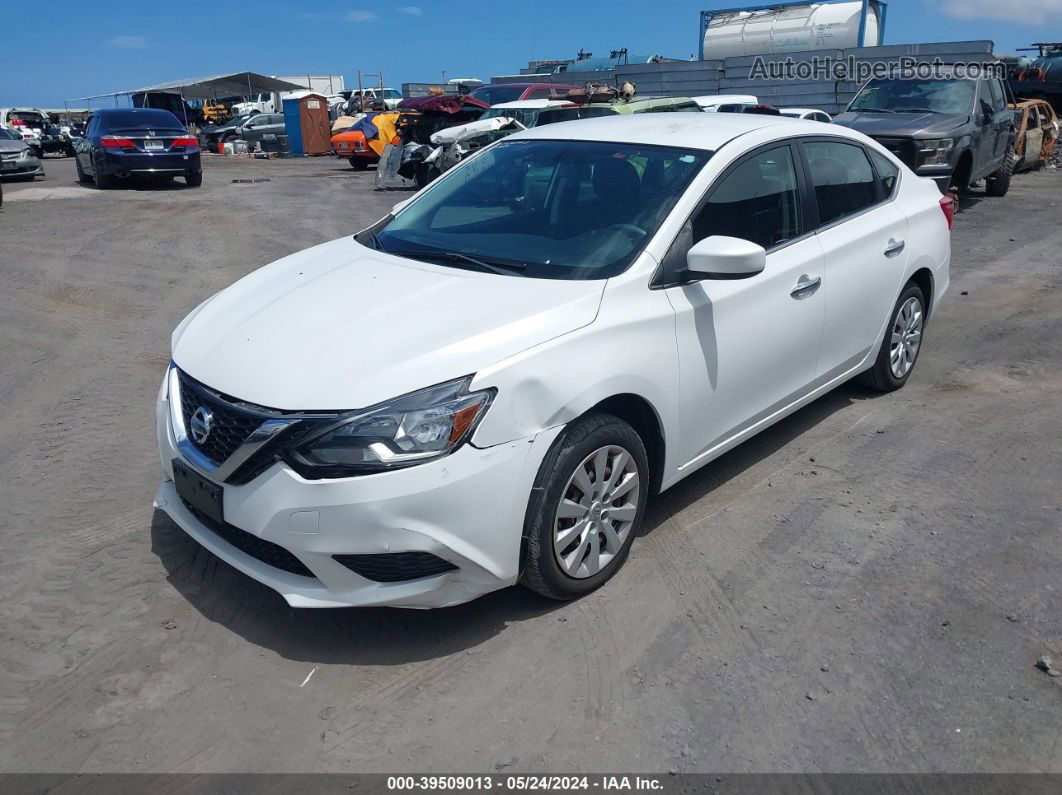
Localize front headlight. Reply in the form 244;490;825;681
20;148;35;159
288;376;494;475
917;138;954;166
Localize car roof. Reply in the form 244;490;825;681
508;111;865;152
491;99;573;109
780;108;828;116
694;95;758;106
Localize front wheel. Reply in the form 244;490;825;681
858;283;926;392
985;145;1015;197
75;157;92;184
521;414;648;600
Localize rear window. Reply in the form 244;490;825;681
100;110;184;131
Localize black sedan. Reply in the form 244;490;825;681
74;108;201;188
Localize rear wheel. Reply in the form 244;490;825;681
349;157;369;171
94;168;114;189
858;283;926;392
185;171;202;187
521;414;648;600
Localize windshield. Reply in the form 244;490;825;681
536;107;619;125
849;78;977;115
375;139;711;280
0;128;21;140
468;85;526;105
483;107;546;127
383;89;402;99
10;112;46;126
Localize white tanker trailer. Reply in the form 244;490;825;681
700;0;885;60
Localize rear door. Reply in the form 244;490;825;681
1023;107;1044;168
801;139;909;379
663;143;826;469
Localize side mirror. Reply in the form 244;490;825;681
391;198;413;215
686;235;766;280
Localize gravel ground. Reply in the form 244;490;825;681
1;154;1060;774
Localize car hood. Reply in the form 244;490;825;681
0;140;29;153
171;236;605;410
833;111;969;137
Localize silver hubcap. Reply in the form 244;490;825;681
553;445;640;579
889;296;923;379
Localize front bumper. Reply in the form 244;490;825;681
154;376;558;608
0;158;44;177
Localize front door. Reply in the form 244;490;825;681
665;143;826;471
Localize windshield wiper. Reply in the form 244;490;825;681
854;106;896;113
398;249;527;275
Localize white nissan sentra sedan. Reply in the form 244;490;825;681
155;113;951;608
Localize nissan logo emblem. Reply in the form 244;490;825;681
189;407;214;445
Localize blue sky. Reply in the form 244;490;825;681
2;0;1058;107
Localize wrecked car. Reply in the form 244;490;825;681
1010;99;1058;172
331;111;401;170
375;94;489;188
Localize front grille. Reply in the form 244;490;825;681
180;497;315;578
333;552;458;583
177;370;271;466
872;137;918;170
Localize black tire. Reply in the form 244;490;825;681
858;283;927;392
75;158;92;184
521;413;649;600
349;157;369;171
985;144;1015;197
94;169;115;189
185;171;203;187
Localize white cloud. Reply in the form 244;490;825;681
108;35;149;49
398;5;423;14
345;9;377;21
941;0;1062;24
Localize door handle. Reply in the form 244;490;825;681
884;238;906;256
790;274;821;299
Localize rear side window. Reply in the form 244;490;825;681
868;149;899;198
692;145;802;250
803;140;878;226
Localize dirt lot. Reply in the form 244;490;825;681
1;154;1060;774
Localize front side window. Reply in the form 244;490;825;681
375;139;711;280
987;79;1006;112
691;145;802;250
803;140;878;226
868;149;900;198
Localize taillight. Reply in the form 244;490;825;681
172;136;198;148
101;136;135;149
939;195;955;232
